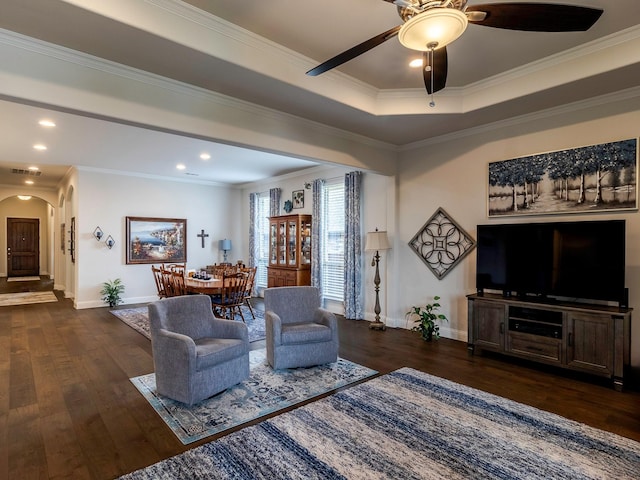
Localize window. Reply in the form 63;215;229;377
255;193;270;290
321;178;345;301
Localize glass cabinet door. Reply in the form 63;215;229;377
300;219;311;265
269;222;277;265
278;221;286;265
288;220;297;265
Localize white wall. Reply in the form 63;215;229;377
73;169;241;308
396;95;640;367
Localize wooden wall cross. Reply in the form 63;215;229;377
197;229;209;248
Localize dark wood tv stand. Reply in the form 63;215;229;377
467;293;632;391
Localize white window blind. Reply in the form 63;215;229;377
255;193;270;290
322;179;345;301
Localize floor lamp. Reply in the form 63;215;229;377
365;228;391;331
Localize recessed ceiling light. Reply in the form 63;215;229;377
409;58;423;68
25;180;34;185
176;164;186;170
39;119;56;127
200;153;211;160
33;144;47;151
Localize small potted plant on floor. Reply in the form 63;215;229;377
406;296;448;341
101;278;125;308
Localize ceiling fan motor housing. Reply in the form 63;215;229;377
397;0;468;22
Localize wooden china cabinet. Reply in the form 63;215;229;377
267;214;312;287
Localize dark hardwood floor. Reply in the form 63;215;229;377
1;277;639;479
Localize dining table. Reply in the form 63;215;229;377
185;276;223;295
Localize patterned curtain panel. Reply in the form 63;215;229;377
311;179;325;296
248;193;258;295
344;171;363;319
269;188;281;217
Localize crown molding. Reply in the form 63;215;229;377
75;165;233;188
400;85;640;151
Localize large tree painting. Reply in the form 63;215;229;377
488;138;637;217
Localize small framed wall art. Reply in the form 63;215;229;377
292;190;304;209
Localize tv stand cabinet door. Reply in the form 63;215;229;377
566;312;614;378
471;300;506;353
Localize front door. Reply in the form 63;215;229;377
7;218;40;277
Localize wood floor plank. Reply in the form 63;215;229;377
31;354;67;420
40;411;92;480
9;350;37;410
7;404;48;479
61;380;124;480
0;336;10;415
0;413;8;480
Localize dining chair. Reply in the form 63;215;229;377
161;268;187;297
151;265;168;298
240;266;257;319
169;270;188;296
161;268;176;297
210;271;248;322
211;264;238;279
164;263;186;275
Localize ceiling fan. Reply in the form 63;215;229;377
306;1;603;104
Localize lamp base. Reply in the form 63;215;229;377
369;321;386;331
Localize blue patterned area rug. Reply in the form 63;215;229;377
121;367;640;479
130;349;377;445
110;303;265;343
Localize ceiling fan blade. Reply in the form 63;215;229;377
306;25;401;76
467;3;603;32
423;47;448;94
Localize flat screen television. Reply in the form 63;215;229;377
476;220;626;304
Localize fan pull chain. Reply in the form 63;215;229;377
428;45;436;107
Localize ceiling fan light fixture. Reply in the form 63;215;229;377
398;8;468;51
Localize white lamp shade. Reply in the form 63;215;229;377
365;231;391;251
398;8;468;51
219;239;232;251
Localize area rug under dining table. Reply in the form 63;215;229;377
120;367;640;479
110;304;266;343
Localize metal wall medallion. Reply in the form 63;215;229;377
409;207;476;279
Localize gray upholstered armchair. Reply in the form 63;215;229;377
264;286;339;370
148;294;249;405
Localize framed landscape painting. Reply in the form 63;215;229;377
126;217;187;264
488;138;638;217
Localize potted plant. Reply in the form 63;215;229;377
101;278;125;307
406;296;448;341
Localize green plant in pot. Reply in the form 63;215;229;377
101;278;125;308
407;296;448;341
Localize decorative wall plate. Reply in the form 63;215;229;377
283;200;293;213
408;207;476;279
